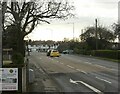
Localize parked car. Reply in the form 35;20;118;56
50;50;60;57
62;50;73;54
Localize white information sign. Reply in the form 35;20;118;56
0;68;18;91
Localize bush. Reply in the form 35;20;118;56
91;50;120;60
12;53;24;64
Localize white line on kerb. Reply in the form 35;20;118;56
96;77;112;84
67;65;74;69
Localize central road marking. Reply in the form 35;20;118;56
81;70;87;74
85;62;92;64
96;76;112;84
70;79;102;94
94;65;106;68
67;65;74;69
76;69;87;74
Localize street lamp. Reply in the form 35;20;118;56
73;23;75;41
67;22;75;41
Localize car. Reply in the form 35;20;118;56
50;50;60;57
62;50;69;54
62;50;73;54
46;49;52;56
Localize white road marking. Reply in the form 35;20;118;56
81;70;87;74
61;63;64;65
70;79;102;94
94;65;118;72
39;69;45;74
76;69;87;74
76;69;81;71
40;58;42;59
85;62;92;64
94;65;106;68
67;65;74;69
110;68;118;71
95;77;112;84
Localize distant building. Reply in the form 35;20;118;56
28;44;59;52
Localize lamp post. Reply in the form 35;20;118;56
73;22;75;41
67;22;75;41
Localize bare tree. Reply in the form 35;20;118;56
112;23;120;43
3;0;74;56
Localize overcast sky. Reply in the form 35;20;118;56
28;0;119;41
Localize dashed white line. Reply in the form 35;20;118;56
110;68;118;71
81;70;87;74
94;65;106;68
96;76;112;84
85;62;92;64
67;65;74;69
76;69;81;71
76;69;87;74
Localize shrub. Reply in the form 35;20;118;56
12;53;24;64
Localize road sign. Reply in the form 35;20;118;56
0;68;18;91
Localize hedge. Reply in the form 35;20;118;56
91;50;120;60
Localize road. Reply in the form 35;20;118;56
29;52;119;93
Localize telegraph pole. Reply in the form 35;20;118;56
95;19;98;50
0;2;2;68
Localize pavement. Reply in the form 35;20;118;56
27;56;60;93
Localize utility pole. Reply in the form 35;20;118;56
118;1;120;49
73;23;74;41
95;19;98;50
0;1;7;67
0;1;2;68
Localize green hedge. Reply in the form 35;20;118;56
91;50;120;60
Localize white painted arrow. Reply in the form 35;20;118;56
70;79;103;94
